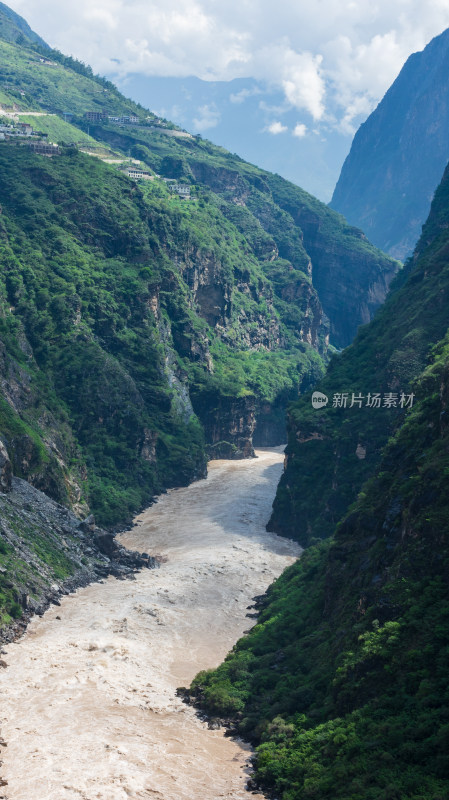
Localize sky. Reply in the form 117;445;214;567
6;0;449;198
8;0;449;134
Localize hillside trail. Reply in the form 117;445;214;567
0;447;300;800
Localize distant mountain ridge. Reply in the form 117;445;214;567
331;27;449;260
111;73;352;203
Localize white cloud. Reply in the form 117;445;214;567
258;99;289;115
230;90;249;104
282;52;325;120
229;86;262;103
192;103;221;130
7;0;449;134
293;123;307;137
266;121;288;134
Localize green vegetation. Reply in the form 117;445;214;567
0;32;147;116
0;18;398;532
0;141;328;525
0;1;47;49
192;166;449;800
17;114;111;151
80;120;397;349
0;18;396;529
270;164;449;545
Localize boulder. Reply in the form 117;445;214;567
79;514;95;533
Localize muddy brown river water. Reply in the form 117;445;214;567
0;448;300;800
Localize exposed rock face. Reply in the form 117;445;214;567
266;180;399;349
178;247;232;329
290;206;398;346
0;477;154;643
252;402;287;447
0;333;84;508
331;28;449;260
269;160;449;545
187;162;397;350
192;393;257;459
190;161;249;201
176;245;286;352
139;429;159;464
0;441;11;493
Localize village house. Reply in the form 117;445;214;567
28;142;61;156
17;123;33;136
84;111;107;123
108;115;139;125
123;167;153;180
0;122;43;141
172;184;191;198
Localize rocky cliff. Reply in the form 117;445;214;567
0;446;153;638
331;28;449;260
0;17;399;526
0;4;398;635
270;159;449;545
192;148;449;800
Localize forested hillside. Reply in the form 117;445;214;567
0;144;330;527
270;163;449;546
192;160;449;800
0;1;48;49
0;10;398;523
0;4;399;630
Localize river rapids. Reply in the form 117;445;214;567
0;448;300;800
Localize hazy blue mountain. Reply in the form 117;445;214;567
331;28;449;260
110;73;352;202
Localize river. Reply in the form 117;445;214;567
0;448;300;800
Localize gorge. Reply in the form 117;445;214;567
0;449;299;800
1;4;449;800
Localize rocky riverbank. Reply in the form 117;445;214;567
0;477;155;646
0;477;157;798
0;448;299;800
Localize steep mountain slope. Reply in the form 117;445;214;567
270;162;449;546
0;2;48;49
110;73;355;203
0;28;397;350
331;28;449;260
78;123;397;349
0;7;397;630
0;144;330;521
0;139;327;627
192;163;449;800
